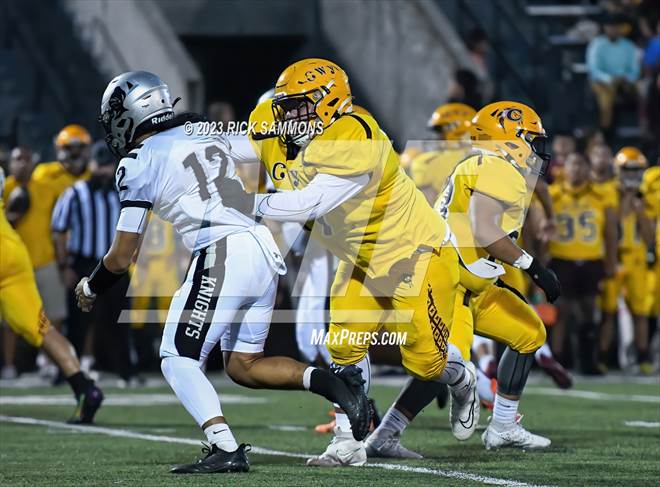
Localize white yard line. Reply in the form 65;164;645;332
623;421;660;428
523;387;660;404
0;393;266;406
0;415;550;487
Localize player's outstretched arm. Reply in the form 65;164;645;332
470;190;561;302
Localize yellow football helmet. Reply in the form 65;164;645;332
428;103;476;140
272;58;352;146
470;101;550;175
55;124;92;173
55;124;92;147
615;146;648;190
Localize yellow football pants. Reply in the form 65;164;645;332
129;258;178;328
600;250;652;316
449;273;546;360
0;234;50;347
327;245;459;381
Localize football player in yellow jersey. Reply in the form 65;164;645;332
0;168;103;423
4;125;92;331
366;101;562;455
226;58;479;466
410;103;476;205
130;216;179;328
547;153;617;374
600;148;654;374
641;165;659;325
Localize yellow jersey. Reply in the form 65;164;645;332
142;216;176;258
548;182;608;261
410;146;471;194
435;153;531;292
3;162;90;268
641;167;660;255
593;178;619;209
249;101;448;278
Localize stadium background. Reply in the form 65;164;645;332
0;0;658;380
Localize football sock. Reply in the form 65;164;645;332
373;406;409;437
203;423;238;452
492;394;518;427
437;344;468;386
334;412;352;435
534;343;553;362
161;356;224;428
393;377;442;419
66;371;93;397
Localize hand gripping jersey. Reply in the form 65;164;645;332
115;124;284;275
435;153;532;291
248;101;449;278
548;182;609;261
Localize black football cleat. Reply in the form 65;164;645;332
332;364;372;441
67;385;104;424
170;443;251;474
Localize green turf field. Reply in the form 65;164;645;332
1;376;659;486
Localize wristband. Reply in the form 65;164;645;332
512;251;533;270
82;281;96;298
88;259;126;295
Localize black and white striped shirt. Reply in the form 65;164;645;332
51;180;121;261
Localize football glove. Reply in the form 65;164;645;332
525;258;561;303
218;178;255;216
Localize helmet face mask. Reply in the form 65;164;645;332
272;91;321;146
523;132;551;176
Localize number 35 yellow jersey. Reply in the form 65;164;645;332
548;182;608;261
248;100;449;278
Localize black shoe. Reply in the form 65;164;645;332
368;397;381;429
332;364;372;441
436;383;449;409
171;443;251;474
67;385;104;424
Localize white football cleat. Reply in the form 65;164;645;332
306;428;367;467
364;432;422;459
449;361;480;441
482;419;551;450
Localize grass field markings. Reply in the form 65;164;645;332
0;393;267;406
268;425;307;431
524;387;660;403
623;421;660;428
0;415;549;486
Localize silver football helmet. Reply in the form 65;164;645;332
100;71;174;157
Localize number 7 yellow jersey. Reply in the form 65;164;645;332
548;182;609;261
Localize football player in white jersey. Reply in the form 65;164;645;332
73;71;370;474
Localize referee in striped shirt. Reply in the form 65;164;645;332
52;141;136;383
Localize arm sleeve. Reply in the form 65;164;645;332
116;206;149;234
586;38;612;83
254;172;369;222
51;187;74;232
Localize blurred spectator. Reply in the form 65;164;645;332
642;19;660;145
51;141;137;384
466;28;495;103
586;14;640;133
2;146;69;334
547;153;617;374
548;132;577;183
588;143;616;183
207;101;236;127
447;69;482;109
